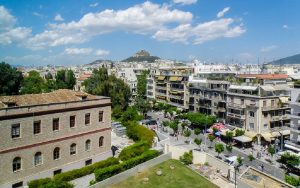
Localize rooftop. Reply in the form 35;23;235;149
0;89;107;108
237;74;288;80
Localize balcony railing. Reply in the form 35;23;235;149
169;94;183;100
227;112;245;119
227;103;246;109
270;115;289;122
217;107;226;112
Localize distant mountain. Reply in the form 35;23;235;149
121;50;160;63
86;59;114;66
269;54;300;65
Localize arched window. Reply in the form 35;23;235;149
53;147;60;160
99;136;104;147
85;139;91;151
13;157;21;172
70;143;76;155
34;152;42;166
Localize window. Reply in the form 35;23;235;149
70;116;76;128
13;157;21;172
12;182;23;188
53;118;59;131
53;147;60;160
271;100;275;107
99;136;104;147
85;140;91;151
34;152;42;166
53;169;62;176
241;99;244;105
263;100;266;107
85;159;92;166
264;113;268;118
99;111;104;122
70;143;76;155
85;113;90;125
33;121;41;134
11;124;20;138
249;123;254;130
249;111;255;117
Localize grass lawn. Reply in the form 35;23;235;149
109;159;218;188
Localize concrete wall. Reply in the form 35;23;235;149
89;153;172;188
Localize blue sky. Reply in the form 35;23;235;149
0;0;299;66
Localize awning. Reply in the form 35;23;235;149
233;135;252;143
157;76;165;81
271;132;281;137
261;133;273;142
273;84;290;91
229;85;258;91
177;77;183;81
260;85;275;91
285;144;300;153
244;131;257;138
169;76;178;82
280;130;290;136
215;131;221;136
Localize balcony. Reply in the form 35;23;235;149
262;105;290;112
227;103;246;109
270;115;289;122
217;107;226;112
227;112;245;119
199;104;212;109
156;91;167;96
169;94;183;100
170;87;184;91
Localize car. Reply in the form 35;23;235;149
224;156;238;166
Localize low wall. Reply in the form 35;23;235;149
89;153;172;188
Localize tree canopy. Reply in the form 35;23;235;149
20;70;46;94
180;112;216;129
136;70;149;98
55;69;76;89
84;67;131;109
0;62;23;96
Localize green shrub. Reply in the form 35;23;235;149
285;175;300;186
42;180;74;188
28;178;52;188
125;121;155;145
95;150;159;182
53;157;119;182
180;150;193;165
119;141;150;161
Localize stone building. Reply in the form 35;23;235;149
0;89;111;188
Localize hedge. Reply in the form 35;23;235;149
125;121;155;145
118;141;150;161
28;179;73;188
95;150;159;182
28;178;52;188
53;157;119;182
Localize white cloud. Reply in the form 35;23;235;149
173;0;197;5
282;24;288;29
32;12;43;18
0;6;32;45
217;7;230;18
260;45;277;52
54;14;64;21
64;48;93;55
95;49;109;56
153;18;245;44
90;3;99;7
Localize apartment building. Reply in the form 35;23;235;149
188;78;229;120
226;74;291;145
0;89;111;188
147;67;194;109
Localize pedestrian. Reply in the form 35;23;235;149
261;164;264;172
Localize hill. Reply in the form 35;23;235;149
86;59;113;65
121;50;160;63
269;54;300;65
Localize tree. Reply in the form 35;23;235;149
237;155;243;166
235;129;245;137
169;121;179;135
183;129;191;142
179;150;193;165
194;138;202;148
135;96;150;116
181;122;188;133
285;175;300;187
208;134;215;147
226;144;233;154
225;131;234;143
20;70;46;94
248;154;255;162
45;72;53;80
279;152;300;168
268;145;275;157
55;69;76;89
136;70;149;98
0;62;23;95
84;67;131;109
194;128;201;137
215;143;224;157
162;121;170;132
112;106;123;120
121;107;142;122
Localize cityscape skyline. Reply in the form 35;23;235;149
0;0;299;66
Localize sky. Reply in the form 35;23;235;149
0;0;299;66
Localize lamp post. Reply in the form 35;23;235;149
234;165;238;188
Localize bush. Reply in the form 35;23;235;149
180;150;193;165
95;150;159;182
119;141;150;161
28;178;52;188
53;157;119;182
125;121;155;145
285;175;300;186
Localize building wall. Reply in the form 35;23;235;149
0;99;111;186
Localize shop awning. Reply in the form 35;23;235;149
244;131;257;138
285;144;300;153
233;135;252;143
261;133;273;142
157;76;165;81
169;76;178;82
271;132;281;137
229;85;258;91
280;130;290;136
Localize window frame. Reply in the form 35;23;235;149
70;143;77;155
34;152;43;166
52;118;60;131
98;111;104;122
33;120;41;135
11;123;21;139
85;139;91;151
99;136;104;147
13;157;21;172
70;115;76;128
53;147;60;160
85;113;90;125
